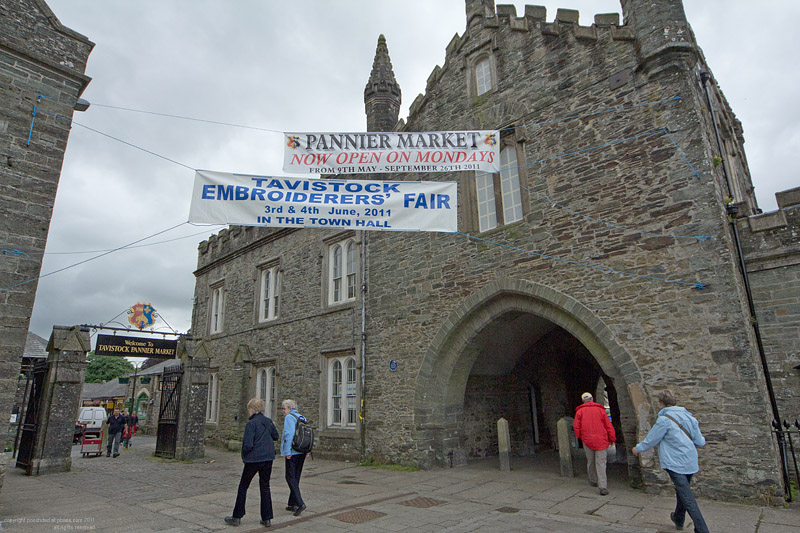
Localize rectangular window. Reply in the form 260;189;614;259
256;367;276;417
328;237;358;305
474;145;524;231
209;285;225;334
499;146;523;224
475;171;498;232
476;58;492;95
258;266;280;322
327;355;358;429
206;372;220;423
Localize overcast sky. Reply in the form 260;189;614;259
27;0;799;341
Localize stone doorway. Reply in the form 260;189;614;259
413;280;642;485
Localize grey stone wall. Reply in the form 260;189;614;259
738;187;800;423
0;0;92;455
193;226;362;458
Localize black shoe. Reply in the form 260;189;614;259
106;451;111;457
260;519;271;527
113;453;120;458
599;488;609;495
670;512;684;531
286;505;297;512
224;516;241;526
293;503;306;516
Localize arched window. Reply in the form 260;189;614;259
328;237;358;305
209;286;225;334
206;372;220;423
256;367;277;417
258;266;280;322
328;355;358;428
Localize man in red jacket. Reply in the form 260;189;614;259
574;392;616;495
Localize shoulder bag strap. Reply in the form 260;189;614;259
662;413;692;440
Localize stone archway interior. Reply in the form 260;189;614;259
461;311;623;460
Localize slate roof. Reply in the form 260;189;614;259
81;380;127;400
23;331;48;358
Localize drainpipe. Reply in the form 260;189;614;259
360;229;368;460
700;71;792;499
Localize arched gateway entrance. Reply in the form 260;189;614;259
413;280;645;484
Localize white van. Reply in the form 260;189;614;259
78;406;107;430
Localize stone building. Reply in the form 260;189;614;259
0;0;92;490
190;0;798;499
0;1;92;437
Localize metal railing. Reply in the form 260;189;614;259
772;419;800;502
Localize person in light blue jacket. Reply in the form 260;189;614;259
633;389;708;533
281;399;307;516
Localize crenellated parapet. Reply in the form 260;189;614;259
739;187;800;273
407;5;640;121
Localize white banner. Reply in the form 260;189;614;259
189;170;458;233
283;130;500;175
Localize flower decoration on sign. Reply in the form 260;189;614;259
128;302;155;330
484;133;498;147
286;136;301;150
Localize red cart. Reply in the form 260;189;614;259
80;425;105;457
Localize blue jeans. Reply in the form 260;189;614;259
233;461;274;521
666;470;709;533
107;431;122;455
285;454;306;508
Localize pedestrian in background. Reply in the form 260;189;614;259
281;399;307;516
573;392;616;495
105;407;126;458
225;398;280;528
633;389;709;533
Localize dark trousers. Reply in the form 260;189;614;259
107;431;122;454
666;470;709;533
285;454;306;508
232;460;274;521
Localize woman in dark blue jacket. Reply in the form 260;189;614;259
225;398;280;527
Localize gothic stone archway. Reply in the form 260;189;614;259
413;279;646;484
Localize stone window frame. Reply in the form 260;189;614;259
208;282;226;335
255;366;277;419
206;371;220;423
466;48;497;100
256;262;280;323
322;350;359;431
323;232;359;308
463;130;529;233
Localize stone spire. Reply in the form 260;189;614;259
364;34;401;132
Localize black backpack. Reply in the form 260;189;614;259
290;413;314;454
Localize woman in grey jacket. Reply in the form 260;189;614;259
225;398;280;527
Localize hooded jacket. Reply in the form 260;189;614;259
634;405;705;474
574;401;616;451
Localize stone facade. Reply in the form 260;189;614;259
0;0;92;456
190;0;793;500
737;187;800;424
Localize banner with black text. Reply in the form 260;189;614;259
283;130;500;175
189;170;458;232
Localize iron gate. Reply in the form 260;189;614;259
154;364;183;458
15;359;48;474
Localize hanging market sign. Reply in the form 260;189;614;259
189;170;458;232
95;334;178;358
283;130;500;175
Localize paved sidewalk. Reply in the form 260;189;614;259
1;436;798;532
